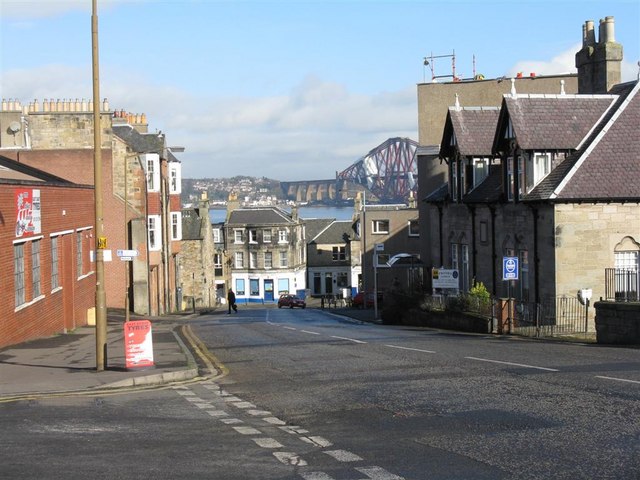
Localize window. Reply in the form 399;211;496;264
32;239;41;298
479;221;488;244
278;278;289;295
148;215;161;251
332;246;346;261
234;229;244;244
451;243;459;271
250;279;260;296
214;253;222;268
278;229;289;243
143;153;160;192
473;158;489;188
461;244;469;292
168;162;182;194
372;220;389;234
235;252;244;268
249;229;258;243
235;279;245;296
249;251;257;269
14;243;25;307
263;229;272;243
279;251;288;268
507;157;524;201
313;272;322;294
171;212;182;241
51;236;59;290
337;272;349;288
376;253;390;267
213;228;221;243
264;251;273;269
525;153;552;192
408;220;419;237
77;231;84;275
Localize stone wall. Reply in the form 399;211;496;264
595;301;640;344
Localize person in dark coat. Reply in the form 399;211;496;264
227;289;237;314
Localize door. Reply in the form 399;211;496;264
264;279;274;302
325;273;333;295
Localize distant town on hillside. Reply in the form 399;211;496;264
182;176;284;208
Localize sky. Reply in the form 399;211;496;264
1;0;639;181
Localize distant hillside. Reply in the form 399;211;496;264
182;176;282;205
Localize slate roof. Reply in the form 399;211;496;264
441;107;500;157
463;165;504;204
112;124;165;153
304;218;335;242
312;221;353;244
423;183;449;203
227;207;294;225
526;81;640;202
496;94;617;151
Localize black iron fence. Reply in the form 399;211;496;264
604;268;639;302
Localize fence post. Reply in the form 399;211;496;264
584;299;590;333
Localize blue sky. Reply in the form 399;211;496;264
1;0;639;180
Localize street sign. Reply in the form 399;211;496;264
432;268;459;289
503;256;519;280
117;249;139;257
120;256;132;261
375;243;384;252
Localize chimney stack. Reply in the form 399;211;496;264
575;16;623;94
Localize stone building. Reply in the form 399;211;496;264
426;17;639;329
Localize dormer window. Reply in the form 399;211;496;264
525;153;552;192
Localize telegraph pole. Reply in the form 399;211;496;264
92;0;107;371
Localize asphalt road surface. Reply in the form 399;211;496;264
2;307;639;479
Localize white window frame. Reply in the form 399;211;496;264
51;236;60;291
249;251;257;269
148;215;161;251
32;239;41;298
264;251;273;269
372;220;389;234
214;253;222;268
213;228;221;243
526;152;552;192
170;211;182;241
234;229;244;244
279;251;288;268
332;246;346;261
235;252;244;268
408;220;419;237
249;229;258;244
263;229;272;243
278;229;289;244
168;162;182;194
142;153;160;193
14;243;25;307
472;158;489;188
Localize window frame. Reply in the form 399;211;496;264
372;219;390;234
408;220;419;237
170;211;182;241
168;162;182;194
148;215;161;251
234;252;244;269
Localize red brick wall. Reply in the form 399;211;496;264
0;183;96;349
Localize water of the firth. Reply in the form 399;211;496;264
208;205;356;224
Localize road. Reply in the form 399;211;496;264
2;307;639;479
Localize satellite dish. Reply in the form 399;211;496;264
8;121;21;133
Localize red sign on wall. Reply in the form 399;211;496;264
15;188;41;238
124;320;155;370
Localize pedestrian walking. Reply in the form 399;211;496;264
227;289;238;314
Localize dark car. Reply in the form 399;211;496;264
277;294;306;309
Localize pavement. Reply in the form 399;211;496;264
0;302;377;402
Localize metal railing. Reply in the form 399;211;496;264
604;268;639;302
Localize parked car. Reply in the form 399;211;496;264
278;294;306;309
352;291;383;308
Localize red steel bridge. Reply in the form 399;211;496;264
337;137;419;203
280;137;419;204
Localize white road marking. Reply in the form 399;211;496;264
233;426;262;435
219;418;243;425
185;396;203;402
324;449;363;462
595;375;640;385
300;436;333;447
194;403;214;409
206;410;229;417
284;326;297;331
300;473;335;480
330;335;367;344
263;417;287;425
301;330;321;335
273;452;307;466
356;466;405;479
229;401;256;409
175;390;196;396
280;425;309;435
385;344;436;354
222;396;243;402
465;356;559;372
247;409;272;416
252;437;284;449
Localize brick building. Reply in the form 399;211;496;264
0;155;95;349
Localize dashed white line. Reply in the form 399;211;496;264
356;466;405;479
206;410;229;417
324;449;363;462
465;356;559;372
595;375;640;385
247;409;272;416
385;344;435;354
284;326;297;331
330;335;367;344
219;418;243;425
229;401;256;409
263;417;287;425
252;437;284;449
233;426;262;435
301;330;321;335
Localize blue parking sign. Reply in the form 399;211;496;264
503;256;519;281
